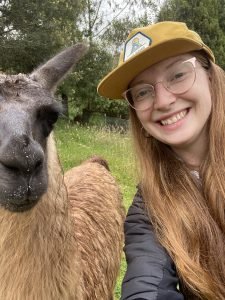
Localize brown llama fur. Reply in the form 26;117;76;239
0;44;125;299
0;134;125;300
65;156;125;299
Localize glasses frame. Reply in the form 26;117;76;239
122;57;197;111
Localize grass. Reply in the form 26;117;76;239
54;120;137;299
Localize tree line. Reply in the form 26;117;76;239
1;0;225;124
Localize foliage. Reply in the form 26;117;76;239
79;0;159;44
158;0;225;69
0;0;165;119
0;0;83;73
72;43;113;110
59;42;130;120
69;0;163;120
101;17;148;59
92;96;129;118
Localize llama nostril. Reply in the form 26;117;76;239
2;164;20;173
25;157;43;174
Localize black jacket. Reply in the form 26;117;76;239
121;189;184;300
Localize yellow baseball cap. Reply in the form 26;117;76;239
97;21;215;99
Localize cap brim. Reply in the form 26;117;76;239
98;38;213;99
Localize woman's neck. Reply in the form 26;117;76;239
172;138;208;171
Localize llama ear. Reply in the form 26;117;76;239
30;43;88;91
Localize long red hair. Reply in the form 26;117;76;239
129;52;225;299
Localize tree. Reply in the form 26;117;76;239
158;0;225;69
0;0;87;120
79;0;161;46
0;0;165;121
60;42;129;121
0;0;84;73
68;0;163;123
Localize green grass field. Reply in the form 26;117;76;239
55;120;137;299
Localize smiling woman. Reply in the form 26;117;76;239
131;53;212;166
98;21;225;300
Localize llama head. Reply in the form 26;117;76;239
0;43;88;212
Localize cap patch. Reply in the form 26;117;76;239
124;32;152;62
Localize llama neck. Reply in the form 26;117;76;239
0;135;81;299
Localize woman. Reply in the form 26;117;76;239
98;21;225;299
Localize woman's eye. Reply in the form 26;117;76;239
134;88;151;101
169;71;186;83
167;63;192;84
175;72;185;79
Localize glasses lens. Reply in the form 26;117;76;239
124;84;154;111
165;60;196;94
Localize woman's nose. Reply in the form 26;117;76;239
153;82;176;110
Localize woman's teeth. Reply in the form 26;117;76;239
160;110;187;126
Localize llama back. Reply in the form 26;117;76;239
64;157;125;300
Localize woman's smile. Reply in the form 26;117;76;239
153;105;191;135
158;108;188;126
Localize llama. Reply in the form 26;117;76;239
0;44;125;299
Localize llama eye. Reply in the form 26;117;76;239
47;109;60;125
37;103;62;137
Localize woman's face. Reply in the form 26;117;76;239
131;54;212;159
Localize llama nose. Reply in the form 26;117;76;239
1;135;44;174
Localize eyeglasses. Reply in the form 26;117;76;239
123;57;198;111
